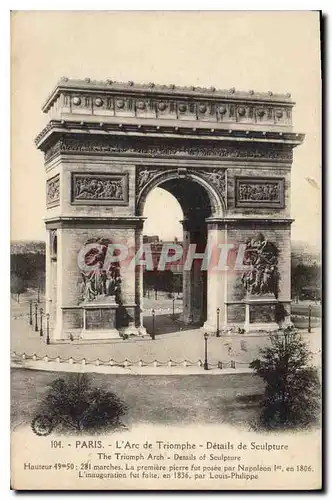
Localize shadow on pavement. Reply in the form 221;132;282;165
143;313;202;336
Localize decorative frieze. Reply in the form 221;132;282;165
45;93;293;128
46;174;60;207
71;173;129;205
44;136;293;163
235;177;285;208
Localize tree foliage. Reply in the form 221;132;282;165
250;327;320;429
10;273;27;301
291;262;320;299
37;373;127;434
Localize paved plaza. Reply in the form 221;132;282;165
11;294;321;372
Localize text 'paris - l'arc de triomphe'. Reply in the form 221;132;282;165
35;78;304;343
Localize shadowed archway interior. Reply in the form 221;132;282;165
142;177;214;327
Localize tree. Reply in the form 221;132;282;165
10;273;27;302
36;373;127;434
250;327;320;429
291;262;321;301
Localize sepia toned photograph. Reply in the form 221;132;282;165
10;10;322;490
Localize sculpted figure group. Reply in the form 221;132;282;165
75;177;123;200
80;239;122;303
241;234;279;296
238;182;279;202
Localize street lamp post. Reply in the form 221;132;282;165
172;296;175;319
308;305;312;333
29;300;33;326
34;303;38;332
151;309;155;340
204;333;209;370
216;307;220;337
46;313;50;345
39;308;43;337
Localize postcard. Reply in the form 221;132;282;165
11;10;322;490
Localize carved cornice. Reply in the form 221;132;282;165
45;216;146;230
43;135;294;164
38;78;296;133
35;120;305;150
43;77;294;113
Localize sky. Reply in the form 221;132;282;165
11;11;321;247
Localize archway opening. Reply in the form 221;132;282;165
141;176;213;336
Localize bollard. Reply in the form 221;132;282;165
34;303;38;332
204;333;209;370
39;308;43;337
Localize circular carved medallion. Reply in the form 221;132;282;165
116;99;125;109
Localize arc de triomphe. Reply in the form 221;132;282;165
35;78;304;342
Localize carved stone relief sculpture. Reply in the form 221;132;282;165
235;177;284;208
241;233;279;297
46;175;60;207
79;239;122;303
195;168;226;197
71;173;128;205
44;136;294;163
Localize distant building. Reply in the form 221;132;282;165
143;235;160;244
143;236;183;274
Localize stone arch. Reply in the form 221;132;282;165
50;230;57;261
136;168;226;328
136;169;225;218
